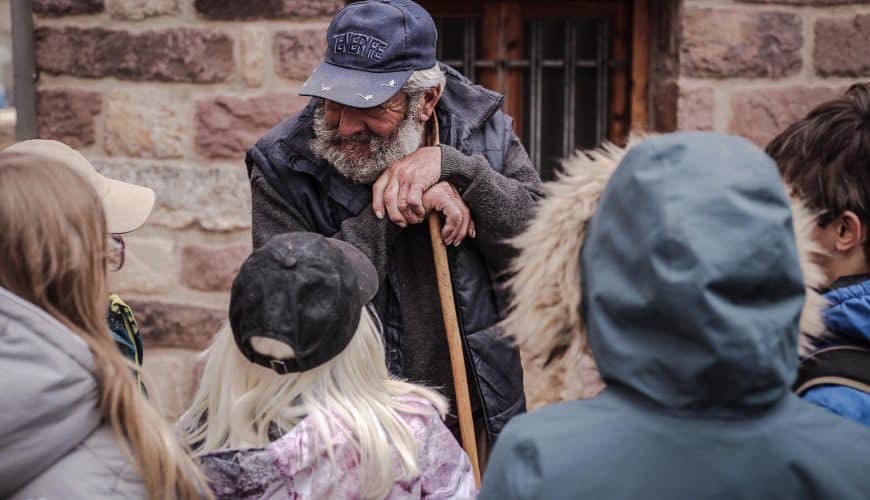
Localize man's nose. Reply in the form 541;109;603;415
337;107;368;137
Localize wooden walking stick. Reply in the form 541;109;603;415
424;117;482;486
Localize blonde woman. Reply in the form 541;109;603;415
181;232;476;499
0;154;210;500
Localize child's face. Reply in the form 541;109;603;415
809;210;870;284
809;223;839;283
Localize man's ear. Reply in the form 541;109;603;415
417;86;441;123
835;210;865;253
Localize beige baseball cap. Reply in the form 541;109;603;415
3;139;156;234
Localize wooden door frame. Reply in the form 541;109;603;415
631;0;650;133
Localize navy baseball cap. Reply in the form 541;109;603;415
229;233;379;374
299;0;438;109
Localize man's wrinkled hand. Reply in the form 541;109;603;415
423;182;476;246
372;146;441;227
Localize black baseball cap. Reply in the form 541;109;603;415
298;0;438;108
229;233;379;374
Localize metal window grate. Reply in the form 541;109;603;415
435;18;616;180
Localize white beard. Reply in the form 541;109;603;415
309;99;425;185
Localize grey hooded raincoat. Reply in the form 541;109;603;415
480;132;870;500
0;286;146;499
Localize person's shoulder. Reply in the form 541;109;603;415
392;393;447;433
802;385;870;426
781;393;870;455
395;392;441;412
12;425;146;500
438;64;505;126
481;402;589;500
776;395;870;493
489;398;596;467
505;398;590;433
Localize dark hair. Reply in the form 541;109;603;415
766;83;870;257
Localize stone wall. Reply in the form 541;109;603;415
656;0;870;147
32;0;341;418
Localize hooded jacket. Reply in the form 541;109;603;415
0;286;146;499
480;132;870;500
193;394;477;500
801;278;870;425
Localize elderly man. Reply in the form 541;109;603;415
246;0;542;449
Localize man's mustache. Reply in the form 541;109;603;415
331;131;375;145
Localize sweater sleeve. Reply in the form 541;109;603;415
439;134;543;271
419;413;478;499
249;163;401;282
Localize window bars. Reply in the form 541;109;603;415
436;18;613;180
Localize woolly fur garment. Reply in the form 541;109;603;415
504;137;829;408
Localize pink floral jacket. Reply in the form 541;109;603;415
198;395;478;499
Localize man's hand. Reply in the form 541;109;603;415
372;146;441;226
423;182;476;246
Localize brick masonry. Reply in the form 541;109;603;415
104;90;185;158
131;299;225;351
669;1;870;149
36;27;234;82
36;89;101;148
814;14;870;77
33;0;103;16
181;243;251;291
32;0;870;414
681;8;803;79
273;29;327;81
105;0;178;20
728;86;844;146
194;93;309;158
193;0;343;21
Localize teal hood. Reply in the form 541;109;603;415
581;132;805;412
483;132;870;500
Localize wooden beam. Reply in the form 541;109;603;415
631;0;651;133
479;0;524;136
610;1;630;145
520;1;620;18
414;0;483;18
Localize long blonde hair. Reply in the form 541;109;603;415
183;306;449;499
0;154;211;500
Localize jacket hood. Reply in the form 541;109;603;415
505;132;829;409
0;287;102;496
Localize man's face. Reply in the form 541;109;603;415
322;91;409;160
310;91;425;185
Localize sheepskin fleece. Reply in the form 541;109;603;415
506;137;829;409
